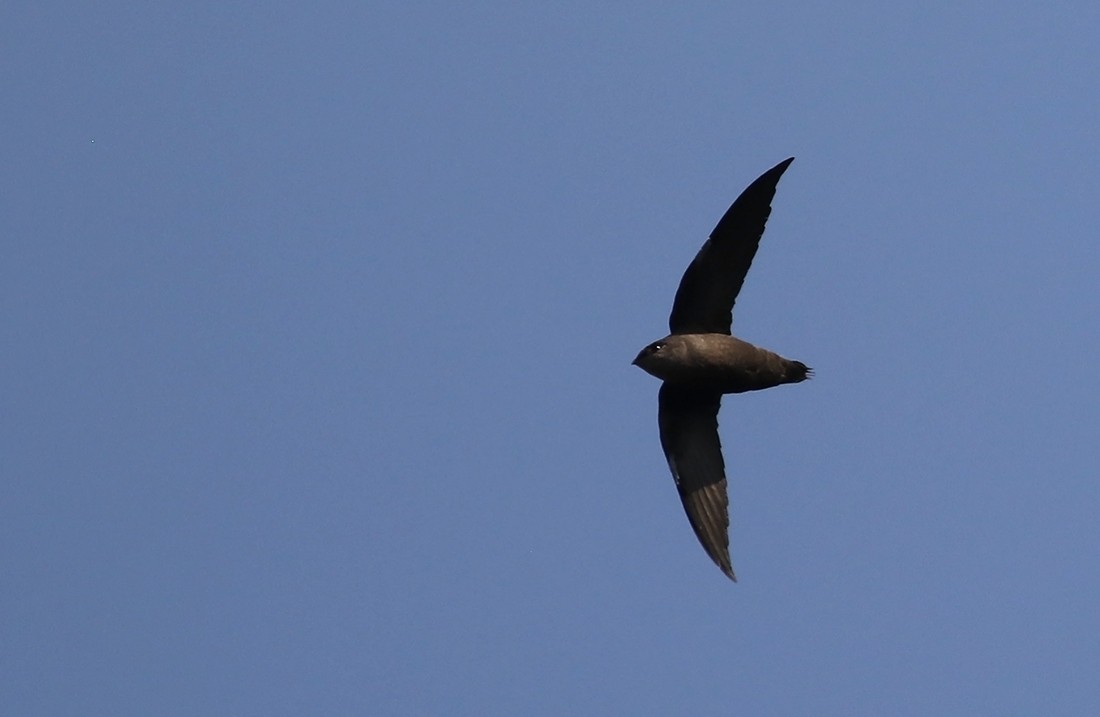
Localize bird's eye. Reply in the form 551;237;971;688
651;343;664;353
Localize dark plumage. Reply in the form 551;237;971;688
632;158;810;581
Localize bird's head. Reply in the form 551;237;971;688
632;337;683;380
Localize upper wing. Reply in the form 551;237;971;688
668;157;794;335
657;383;735;580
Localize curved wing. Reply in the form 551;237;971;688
668;157;794;335
657;383;735;580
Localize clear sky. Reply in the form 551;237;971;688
4;3;1099;715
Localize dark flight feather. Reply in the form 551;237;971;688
668;157;794;336
657;384;735;580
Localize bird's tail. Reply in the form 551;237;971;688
785;360;812;383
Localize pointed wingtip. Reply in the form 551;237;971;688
714;550;737;581
772;156;795;175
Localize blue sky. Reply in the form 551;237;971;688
3;3;1099;715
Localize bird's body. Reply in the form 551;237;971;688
633;157;809;581
633;333;809;394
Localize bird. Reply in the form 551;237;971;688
632;157;810;581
